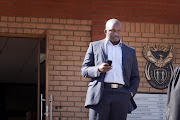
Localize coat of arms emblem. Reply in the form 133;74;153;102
143;45;176;89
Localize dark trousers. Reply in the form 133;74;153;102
89;87;130;120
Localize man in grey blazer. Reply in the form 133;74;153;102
81;19;140;120
166;66;180;120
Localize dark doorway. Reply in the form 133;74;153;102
0;36;46;120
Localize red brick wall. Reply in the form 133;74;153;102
0;16;180;119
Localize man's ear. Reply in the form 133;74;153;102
104;29;107;34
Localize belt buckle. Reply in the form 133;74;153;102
111;84;118;88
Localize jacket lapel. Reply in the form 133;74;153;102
100;39;107;62
122;43;127;71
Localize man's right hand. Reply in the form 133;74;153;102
98;63;112;73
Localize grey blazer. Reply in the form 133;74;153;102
166;66;180;120
81;39;140;107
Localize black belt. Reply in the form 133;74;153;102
104;83;125;88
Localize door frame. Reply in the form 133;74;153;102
0;30;49;120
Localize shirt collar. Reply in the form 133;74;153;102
105;38;122;47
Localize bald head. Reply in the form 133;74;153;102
104;19;122;45
105;19;121;30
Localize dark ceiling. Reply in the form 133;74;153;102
0;37;38;84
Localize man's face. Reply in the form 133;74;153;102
105;22;122;45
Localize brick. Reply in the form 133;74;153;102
8;22;22;27
67;56;80;61
131;23;135;32
78;25;91;31
75;102;85;107
122;32;128;36
155;24;160;33
54;45;67;50
121;22;126;32
75;112;88;117
53;18;60;23
155;34;168;38
38;18;45;23
169;24;174;34
60;19;67;24
51;24;64;30
23;17;30;22
160;24;165;33
140;23;145;32
137;87;149;92
54;66;68;70
45;18;53;23
60;81;73;86
61;61;73;65
174;25;179;34
68;46;80;51
16;17;23;22
150;24;155;33
142;33;155;37
60;31;73;36
54;96;67;101
165;24;169;33
136;38;148;42
37;24;49;29
122;37;135;42
61;91;73;96
129;33;141;37
61;41;73;45
1;16;7;21
68;107;81;112
23;23;36;28
68;66;81;71
175;39;180;43
67;19;74;24
73;51;86;56
74;41;88;46
68;86;81;91
9;28;16;33
8;16;15;21
61;112;74;116
65;25;78;30
1;28;8;32
49;40;59;45
61;51;73;56
129;42;142;47
145;23;150;33
49;60;60;65
67;36;80;41
81;20;91;25
49;91;60;96
169;34;180;38
54;76;67;80
81;37;91;41
74;20;81;24
49;51;60;55
61;71;74;75
74;82;88;86
54;56;67;60
0;22;7;27
74;31;90;36
31;18;38;22
16;28;23;33
54;86;67;90
49;70;60;75
54;35;67;40
24;29;31;33
136;23;140;32
126;22;130;32
162;39;175;43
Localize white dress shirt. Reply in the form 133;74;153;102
104;39;125;85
